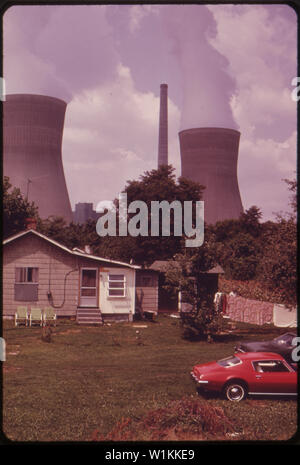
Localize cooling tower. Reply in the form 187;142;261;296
3;94;73;222
158;83;168;167
179;127;243;224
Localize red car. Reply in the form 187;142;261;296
191;352;297;401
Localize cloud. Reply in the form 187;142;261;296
238;130;297;218
128;5;159;33
208;4;297;219
62;64;180;207
3;4;297;221
161;5;238;130
4;5;119;101
208;4;297;140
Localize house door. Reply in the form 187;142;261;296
80;268;98;307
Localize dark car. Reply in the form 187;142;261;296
235;332;297;364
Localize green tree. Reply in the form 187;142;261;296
36;216;100;251
219;232;260;280
258;217;297;307
258;178;297;307
212;206;263;280
3;176;39;238
164;231;220;340
95;165;205;265
283;176;297;216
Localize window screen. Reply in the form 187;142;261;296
15;267;39;301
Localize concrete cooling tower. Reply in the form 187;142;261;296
3;94;73;223
179;127;243;225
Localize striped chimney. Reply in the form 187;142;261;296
158;83;168;167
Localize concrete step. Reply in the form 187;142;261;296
76;308;103;325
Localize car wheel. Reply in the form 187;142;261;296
224;382;247;402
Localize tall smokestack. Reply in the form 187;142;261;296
179;127;243;224
158;83;168;167
3;94;73;223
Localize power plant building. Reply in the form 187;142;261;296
3;94;73;223
73;202;100;224
179;127;243;225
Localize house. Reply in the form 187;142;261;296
149;260;224;313
3;229;140;324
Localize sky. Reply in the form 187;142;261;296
3;3;297;221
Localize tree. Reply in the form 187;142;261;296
257;178;297;307
211;206;263;281
283;177;297;216
94;165;205;265
36;216;100;251
258;217;297;307
164;230;220;340
239;205;262;237
219;232;261;280
3;176;39;238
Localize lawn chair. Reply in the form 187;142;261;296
29;307;43;327
15;306;28;327
43;307;57;326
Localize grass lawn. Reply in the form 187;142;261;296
2;316;298;442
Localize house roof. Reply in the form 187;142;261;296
3;229;140;269
149;260;224;274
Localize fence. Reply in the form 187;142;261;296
226;295;297;327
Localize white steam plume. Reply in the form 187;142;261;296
161;5;238;130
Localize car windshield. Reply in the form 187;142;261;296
217;356;241;367
273;333;296;345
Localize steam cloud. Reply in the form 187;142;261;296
161;5;238;130
3;5;119;102
5;4;238;132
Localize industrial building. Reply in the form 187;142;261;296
73;202;100;224
3;85;244;228
3;93;73;222
179;127;243;224
156;84;243;224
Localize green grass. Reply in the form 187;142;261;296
2;316;298;442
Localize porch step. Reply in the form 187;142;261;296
76;308;103;325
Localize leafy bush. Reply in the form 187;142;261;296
219;276;294;306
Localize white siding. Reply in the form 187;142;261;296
99;267;135;316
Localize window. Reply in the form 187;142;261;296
253;360;290;373
15;267;39;283
108;274;126;297
217;356;241;367
15;267;39;301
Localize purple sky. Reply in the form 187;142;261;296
3;4;297;221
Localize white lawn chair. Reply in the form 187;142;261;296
43;307;57;326
29;307;43;327
15;306;28;327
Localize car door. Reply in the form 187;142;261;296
251;359;297;394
